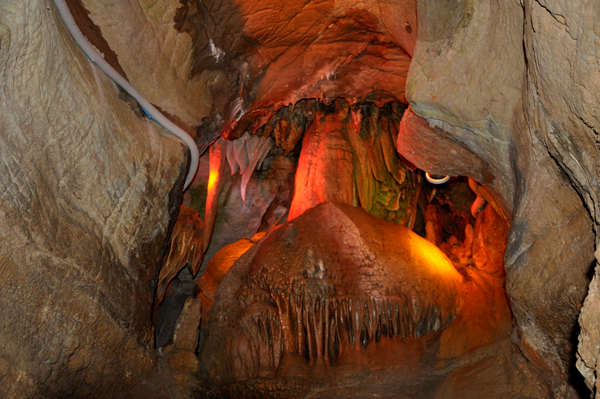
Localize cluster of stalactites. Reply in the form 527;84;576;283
223;100;416;221
231;285;456;379
225;132;272;201
284;100;419;224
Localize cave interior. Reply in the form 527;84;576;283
0;0;599;398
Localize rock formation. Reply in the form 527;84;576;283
1;0;599;398
198;202;523;397
0;1;188;397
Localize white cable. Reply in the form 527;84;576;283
51;0;199;190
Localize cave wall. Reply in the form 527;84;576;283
519;0;600;392
77;0;210;127
0;1;187;396
398;0;598;395
401;0;523;212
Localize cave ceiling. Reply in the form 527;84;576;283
174;0;416;125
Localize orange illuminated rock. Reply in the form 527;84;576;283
288;102;419;223
200;202;464;382
288;109;355;220
199;201;514;396
198;232;267;302
174;0;415;135
157;206;205;302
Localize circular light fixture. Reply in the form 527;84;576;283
425;172;450;184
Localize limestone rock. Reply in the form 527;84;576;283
0;1;187;396
78;0;209;126
401;0;598;395
172;0;416;134
517;0;600;391
471;205;508;276
578;246;600;392
288;109;356;220
171;297;203;353
198;232;266;303
157;206;204;303
199;202;517;397
198;152;293;274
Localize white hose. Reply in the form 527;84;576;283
51;0;199;190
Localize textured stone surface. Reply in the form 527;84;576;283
3;0;600;396
159;297;203;398
401;0;598;395
173;0;416;135
0;1;187;397
157;206;204;302
522;0;600;229
198;232;266;303
77;0;209;126
397;108;504;211
402;0;524;214
289;102;419;224
288;109;356;219
471;205;508;276
579;246;600;393
506;124;594;388
517;0;600;393
198;151;295;274
198;202;523;397
172;297;202;353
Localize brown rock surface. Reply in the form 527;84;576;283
288;108;356;219
404;0;524;208
397;109;503;212
171;297;203;353
0;1;187;397
157;206;204;302
171;0;416;134
471;205;508;276
198;232;266;303
76;0;210;126
289;102;419;223
2;0;599;396
197;150;296;274
198;202;524;397
400;0;598;395
517;0;600;393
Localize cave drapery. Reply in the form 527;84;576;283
0;0;599;398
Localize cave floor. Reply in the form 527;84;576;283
194;336;538;399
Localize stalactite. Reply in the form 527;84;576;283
157;206;204;302
234;277;457;374
225;132;273;202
